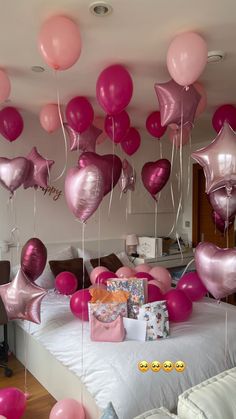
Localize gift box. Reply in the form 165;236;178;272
137;300;169;340
107;278;147;319
88;288;129;323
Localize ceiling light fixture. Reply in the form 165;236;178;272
31;66;45;73
89;2;112;16
207;51;225;63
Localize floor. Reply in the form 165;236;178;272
0;356;56;418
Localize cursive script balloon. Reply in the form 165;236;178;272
119;159;136;193
64;123;102;152
209;187;236;221
0;157;30;194
141;159;171;200
21;238;47;282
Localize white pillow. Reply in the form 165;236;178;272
134;407;178;419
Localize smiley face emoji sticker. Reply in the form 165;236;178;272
138;361;149;373
163;361;174;372
175;361;186;372
150;361;162;372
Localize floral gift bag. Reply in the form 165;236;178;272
88;288;129;323
137;300;169;340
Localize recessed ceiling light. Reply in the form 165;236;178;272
207;51;225;63
89;2;112;16
31;66;45;73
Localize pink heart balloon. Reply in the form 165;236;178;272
209;188;236;221
78;152;122;196
141;158;171;199
195;242;236;299
0;157;30;193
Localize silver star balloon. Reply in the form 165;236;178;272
119;159;136;193
64;123;102;152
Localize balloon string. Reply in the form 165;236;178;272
154;200;158;255
224;309;228;368
81;222;85;406
187;131;192;198
159;141;163;159
24;321;31;397
226;196;229;247
167;140;176;236
180;258;195;278
108;117;115;216
98;206;101;265
33;188;37;237
9;193;20;263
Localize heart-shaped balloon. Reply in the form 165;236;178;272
195;242;236;299
141;158;171;199
211;210;234;234
0;157;30;193
65;165;104;223
78;152;122;196
209;188;236;221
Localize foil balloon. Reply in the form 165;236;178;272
24;147;54;189
78;152;122;196
21;238;47;282
64;123;102;152
209;188;236;221
212;104;236;133
104;111;130;143
195;242;236;299
168;122;191;148
154;79;200;127
0;157;30;194
141;158;171;200
0;269;47;323
191;123;236;194
121;127;141;156
119;159;136;193
0;387;26;419
146;111;167;139
65;165;104;223
211;210;234;234
0;107;24;142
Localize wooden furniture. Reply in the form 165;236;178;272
0;260;13;377
133;251;194;269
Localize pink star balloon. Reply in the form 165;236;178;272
119;159;136;193
24;147;54;189
154;79;200;127
192;123;236;194
64;123;102;152
0;269;47;324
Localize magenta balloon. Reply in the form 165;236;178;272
146;111;167;138
78;152;122;196
0;387;26;419
209;188;236;221
121;127;141;156
148;283;163;303
66;96;94;134
90;266;108;285
0;107;23;141
211;210;234;234
135;272;154;281
96;271;118;286
135;263;151;273
177;271;207;301
96;64;133;115
21;238;47;282
55;271;78;295
142;159;171;199
0;157;30;194
165;289;192;322
105;111;130;143
49;398;85;419
70;288;91;320
212;104;236;133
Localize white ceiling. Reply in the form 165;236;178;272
1;0;236;140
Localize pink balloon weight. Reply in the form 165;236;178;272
0;70;11;103
38;16;81;71
95;271;118;286
148;283;163;303
40;104;60;133
70;288;91;321
0;387;26;419
0;107;23;142
177;271;207;301
66;97;94;134
146;111;167;139
121;127;141;156
167;31;208;86
49;398;85;419
55;271;78;295
96;64;133;115
116;266;135;278
105;111;130;143
135;272;154;281
21;238;47;282
194;82;207;117
212;104;236;133
90;266;108;285
168;123;191;148
135;264;151;273
165;289;192;322
149;266;172;293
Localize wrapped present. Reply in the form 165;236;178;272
88;288;129;323
137;300;169;340
107;278;147;319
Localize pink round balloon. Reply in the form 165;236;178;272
121;127;141;156
167;32;208;86
105;111;130;143
66;97;94;134
135;272;154;281
177;271;207;301
55;271;78;295
40;104;60;133
165;289;192;322
0;387;26;419
90;266;108;285
194;82;207;117
94;116;107;145
135;264;151;273
148;283;163;303
212;104;236;133
168;123;191;148
0;107;24;142
21;238;47;282
0;70;10;103
146;111;167;139
149;266;172;293
96;64;133;115
116;266;135;278
70;288;91;321
49;398;85;419
95;270;118;286
38;16;81;71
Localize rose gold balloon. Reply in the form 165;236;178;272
64;123;102;152
0;157;30;193
24;147;54;189
209;187;236;221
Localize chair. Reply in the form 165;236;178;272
0;260;13;377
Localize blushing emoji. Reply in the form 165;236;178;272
175;361;186;372
150;361;162;372
163;361;174;372
138;361;149;373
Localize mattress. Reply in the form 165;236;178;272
16;292;236;419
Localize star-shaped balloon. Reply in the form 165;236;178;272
119;159;136;193
192;123;236;194
64;123;102;152
24;147;54;189
154;79;200;127
0;269;47;324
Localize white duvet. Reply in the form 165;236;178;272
17;292;236;419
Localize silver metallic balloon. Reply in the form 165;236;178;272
0;157;30;193
119;159;136;193
209;187;236;221
64;123;102;152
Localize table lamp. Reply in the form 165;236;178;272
126;234;139;257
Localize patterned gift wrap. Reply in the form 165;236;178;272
137;300;169;340
88;301;128;323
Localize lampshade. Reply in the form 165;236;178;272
126;234;139;246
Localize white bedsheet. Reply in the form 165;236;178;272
17;292;236;419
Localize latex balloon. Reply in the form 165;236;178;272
105;111;130;143
39;104;60;133
96;271;118;286
121;127;141;156
148;279;166;294
211;210;234;234
94;116;107;145
21;238;47;282
55;272;78;295
65;165;104;223
134;264;151;273
90;266;108;285
135;272;154;281
116;266;135;278
70;289;91;321
0;107;24;142
0;269;46;323
0;387;26;419
212;104;236;133
177;271;207;301
165;289;192;322
166;32;208;86
195;242;236;299
148;283;163;303
155;79;200;127
191;123;236;194
78;152;122;196
0;157;30;194
142;159;171;200
194;82;207;117
168;122;191;148
49;398;85;419
64;123;102;152
38;16;81;71
119;159;136;193
209;188;236;221
0;70;11;103
24;147;54;189
66;96;94;134
149;266;172;293
146;111;167;138
96;64;133;115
